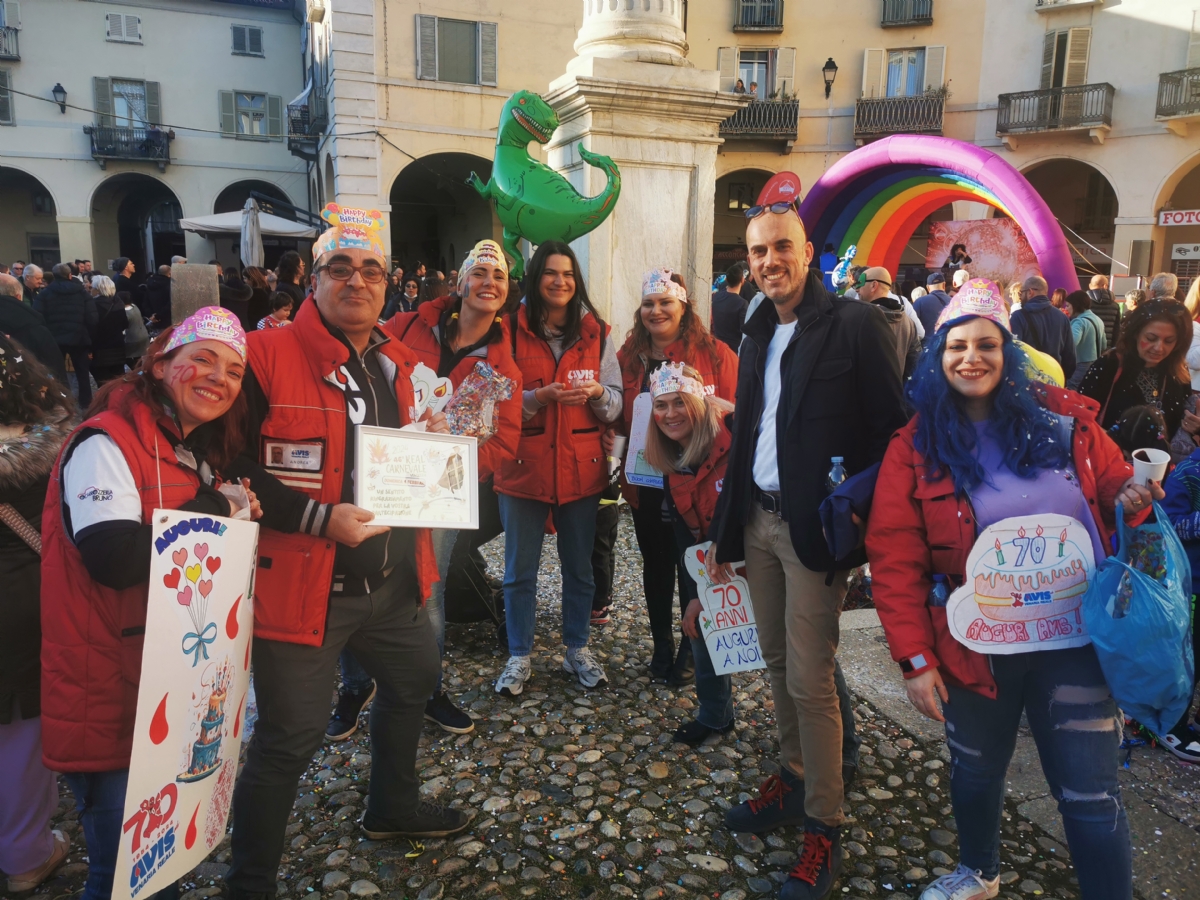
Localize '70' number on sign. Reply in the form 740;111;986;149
710;584;744;609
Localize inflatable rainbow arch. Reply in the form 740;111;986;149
799;135;1079;293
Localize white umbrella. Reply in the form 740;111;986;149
240;198;264;269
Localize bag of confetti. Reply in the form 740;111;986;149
444;362;515;438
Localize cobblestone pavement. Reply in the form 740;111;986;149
6;511;1165;900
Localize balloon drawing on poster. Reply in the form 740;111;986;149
947;514;1095;655
114;510;258;900
684;542;766;676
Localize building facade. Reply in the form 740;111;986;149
0;0;305;274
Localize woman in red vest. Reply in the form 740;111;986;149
373;239;522;734
492;241;623;697
40;307;262;900
642;362;736;745
614;268;737;683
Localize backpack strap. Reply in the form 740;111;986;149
0;502;41;555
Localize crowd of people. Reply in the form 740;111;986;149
0;184;1197;900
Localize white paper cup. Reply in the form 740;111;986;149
1132;447;1170;487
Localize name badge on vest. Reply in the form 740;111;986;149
263;439;325;491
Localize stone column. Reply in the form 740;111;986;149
544;0;746;335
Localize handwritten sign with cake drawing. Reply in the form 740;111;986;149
947;514;1094;655
113;510;258;900
683;542;766;676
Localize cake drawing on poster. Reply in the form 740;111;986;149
178;659;231;783
947;513;1095;655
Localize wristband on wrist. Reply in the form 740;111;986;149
898;653;931;675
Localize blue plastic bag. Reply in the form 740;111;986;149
1081;501;1194;736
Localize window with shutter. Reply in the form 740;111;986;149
717;48;737;92
416;15;437;80
862;48;885;98
1040;31;1056;90
267;94;283;139
145;81;161;126
437;18;478;85
248;27;263;56
232;25;247;54
106;13;124;41
923;45;945;91
2;2;21;29
93;76;113;127
774;47;795;97
1188;10;1200;69
124;15;140;42
1063;26;1091;87
218;90;236;136
0;69;12;125
479;21;498;86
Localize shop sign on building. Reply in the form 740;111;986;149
1159;209;1200;226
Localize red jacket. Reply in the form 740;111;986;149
41;387;201;771
617;335;738;507
493;305;610;505
666;421;733;540
866;386;1136;698
247;301;438;646
384;295;523;482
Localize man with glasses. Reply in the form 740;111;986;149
225;205;473;900
706;175;907;900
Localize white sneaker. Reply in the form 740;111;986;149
1162;727;1200;763
495;655;531;697
564;646;608;689
921;865;1000;900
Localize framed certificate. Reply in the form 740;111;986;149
353;425;479;529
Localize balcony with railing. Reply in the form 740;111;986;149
995;83;1115;147
1034;0;1103;11
1157;68;1200;136
734;0;784;32
853;92;944;142
0;25;18;60
881;0;932;27
84;125;174;170
719;99;798;149
287;91;328;160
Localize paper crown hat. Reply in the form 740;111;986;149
458;239;509;288
649;361;705;399
641;267;688;303
313;203;387;262
164;305;247;361
934;277;1011;334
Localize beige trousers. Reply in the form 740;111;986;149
744;504;847;826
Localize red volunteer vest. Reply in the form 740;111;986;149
493;305;609;505
247;300;438;647
666;423;733;540
384;295;524;481
41;387;201;771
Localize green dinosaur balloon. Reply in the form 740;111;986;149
469;90;621;279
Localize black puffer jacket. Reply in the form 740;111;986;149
0;296;65;380
33;278;98;347
0;413;73;722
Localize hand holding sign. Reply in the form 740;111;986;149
684;542;765;676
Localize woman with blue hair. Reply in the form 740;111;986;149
866;279;1157;900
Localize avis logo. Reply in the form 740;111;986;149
565;369;596;385
124;784;178;896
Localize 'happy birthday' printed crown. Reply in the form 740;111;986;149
649;361;705;399
313;203;387;263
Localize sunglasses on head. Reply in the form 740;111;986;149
745;199;800;220
863;279;892;288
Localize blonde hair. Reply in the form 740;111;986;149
643;366;734;474
1184;278;1200;319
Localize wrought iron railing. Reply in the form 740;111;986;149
0;26;18;60
287;91;327;160
84;126;173;167
719;99;799;138
1157;68;1200;120
881;0;933;27
996;83;1115;134
854;92;944;138
734;0;784;31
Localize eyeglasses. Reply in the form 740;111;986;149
316;263;387;284
862;279;891;289
745;199;800;220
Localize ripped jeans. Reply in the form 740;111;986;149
944;645;1131;899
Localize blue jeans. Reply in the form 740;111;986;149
498;492;601;656
62;770;180;900
944;645;1130;898
672;516;733;728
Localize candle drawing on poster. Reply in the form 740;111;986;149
946;513;1095;655
684;542;766;676
113;510;258;900
624;393;663;489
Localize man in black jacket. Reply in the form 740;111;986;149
710;262;749;349
913;271;953;336
140;265;173;328
1009;275;1076;375
1087;273;1121;346
706;188;908;900
0;273;66;380
33;264;97;406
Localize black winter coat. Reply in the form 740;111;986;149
712;270;909;572
710;289;749;350
33;278;97;348
0;414;73;722
92;294;130;368
1088;289;1122;347
1010;295;1077;376
0;296;66;380
140;273;172;325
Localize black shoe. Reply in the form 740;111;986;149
649;639;674;682
362;800;473;839
667;639;695;686
424;692;475;734
325;682;376;741
673;718;735;746
724;766;806;833
780;821;842;900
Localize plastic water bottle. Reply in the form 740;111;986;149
825;456;847;494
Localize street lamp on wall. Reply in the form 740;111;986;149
822;58;838;99
51;83;66;113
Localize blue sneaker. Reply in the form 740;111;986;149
723;766;806;833
780;821;842;900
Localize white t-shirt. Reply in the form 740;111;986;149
752;320;798;492
62;434;142;540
